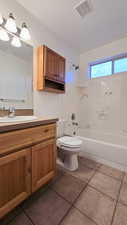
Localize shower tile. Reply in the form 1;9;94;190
89;172;121;200
119;182;127;206
68;163;95;182
52;174;87;203
75;186;115;225
98;164;124;181
61;207;96;225
79;156;101;170
112;203;127;225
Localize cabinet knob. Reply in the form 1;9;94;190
44;129;49;133
27;167;31;174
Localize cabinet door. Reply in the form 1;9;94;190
0;149;31;218
45;47;59;80
32;139;56;192
58;56;65;82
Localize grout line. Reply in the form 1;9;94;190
51;165;97;207
118;200;127;208
21;207;36;225
51;168;96;225
50;187;74;205
56;169;90;185
58;204;74;225
57;169;98;225
110;172;124;225
73;206;98;225
88;184;119;202
71;170;99;225
72;170;97;206
95;169;124;182
65;166;97;183
50;173;65;186
71;167;119;225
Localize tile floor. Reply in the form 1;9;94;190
1;156;127;225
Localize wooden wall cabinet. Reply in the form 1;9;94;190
0;123;56;218
35;46;65;93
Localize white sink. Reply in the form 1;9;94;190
0;116;37;123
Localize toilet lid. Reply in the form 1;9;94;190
58;136;82;148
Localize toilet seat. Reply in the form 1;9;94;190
57;136;82;171
57;136;82;148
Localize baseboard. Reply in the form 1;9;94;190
79;151;127;172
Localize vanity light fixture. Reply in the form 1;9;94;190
11;36;21;47
0;12;31;47
20;22;31;41
5;13;17;33
0;14;3;24
0;27;9;41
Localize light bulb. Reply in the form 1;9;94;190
5;13;17;33
20;22;31;40
0;14;3;24
0;28;9;41
11;36;21;47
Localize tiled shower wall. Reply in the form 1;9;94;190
79;36;127;134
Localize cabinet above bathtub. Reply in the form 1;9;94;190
35;46;66;93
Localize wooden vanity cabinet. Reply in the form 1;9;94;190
35;46;65;93
0;148;31;218
32;139;56;192
0;122;57;218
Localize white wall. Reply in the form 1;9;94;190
79;36;127;134
0;0;79;120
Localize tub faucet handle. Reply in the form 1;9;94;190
8;106;16;118
72;122;78;126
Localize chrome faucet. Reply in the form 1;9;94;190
0;105;5;117
8;106;16;118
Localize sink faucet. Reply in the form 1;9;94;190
0;105;5;117
8;106;16;118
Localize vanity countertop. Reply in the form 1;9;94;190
0;117;58;133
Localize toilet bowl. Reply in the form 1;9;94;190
57;136;82;171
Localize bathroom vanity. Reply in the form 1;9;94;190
0;20;60;219
0;117;58;218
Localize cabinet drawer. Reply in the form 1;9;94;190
0;123;56;156
30;124;56;144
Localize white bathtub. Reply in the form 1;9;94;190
76;128;127;171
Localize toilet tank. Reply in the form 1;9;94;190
57;120;78;137
64;121;78;136
57;120;65;137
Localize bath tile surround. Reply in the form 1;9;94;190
79;36;127;134
1;156;127;225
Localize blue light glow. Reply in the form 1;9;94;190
65;71;74;83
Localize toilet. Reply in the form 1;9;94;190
57;120;82;171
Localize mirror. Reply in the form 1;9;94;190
0;36;33;110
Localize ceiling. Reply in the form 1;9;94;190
16;0;127;53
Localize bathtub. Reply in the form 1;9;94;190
75;128;127;171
